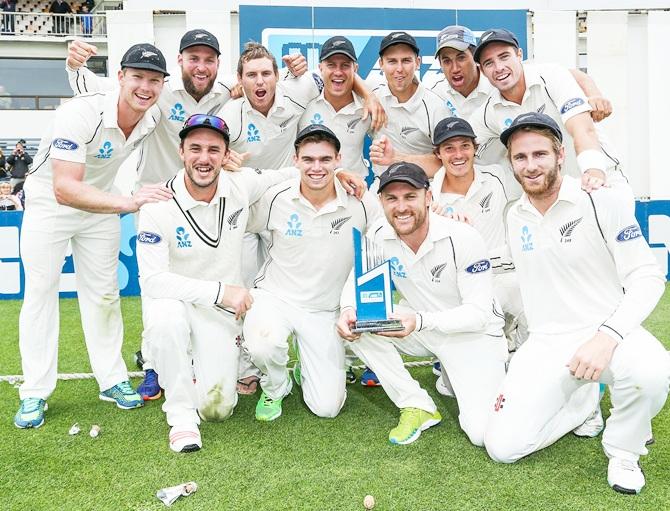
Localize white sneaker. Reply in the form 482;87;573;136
169;424;202;453
607;457;645;494
573;407;604;438
435;375;455;398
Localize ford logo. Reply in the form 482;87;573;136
137;231;162;244
616;225;642;243
466;259;491;274
52;138;79;151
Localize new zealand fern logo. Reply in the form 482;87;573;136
400;126;419;139
247;123;261;143
227;208;243;230
330;216;351;234
346;118;362;134
479;192;493;213
430;263;448;282
559;217;583;243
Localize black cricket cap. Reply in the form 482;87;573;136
379;31;420;57
320;36;357;62
433;117;477;146
473;28;519;63
378;162;430;193
120;43;169;76
294;124;341;152
179;29;221;56
499;112;563;146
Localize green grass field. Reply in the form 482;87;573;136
1;288;669;511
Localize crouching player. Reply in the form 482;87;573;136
337;162;508;446
485;113;670;494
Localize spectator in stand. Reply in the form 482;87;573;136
0;179;23;211
1;1;15;35
80;4;92;36
0;147;7;177
49;0;72;35
6;139;33;191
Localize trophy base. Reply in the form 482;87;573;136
352;319;404;334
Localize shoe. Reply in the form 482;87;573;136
255;391;285;422
137;369;162;401
169;424;202;453
573;407;604;438
14;398;47;429
435;375;455;398
607;457;645;494
99;381;144;409
389;407;442;445
360;367;381;387
646;435;655;446
432;361;441;377
346;368;357;385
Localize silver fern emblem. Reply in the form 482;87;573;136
330;216;351;234
430;263;448;282
227;208;243;230
559;217;582;242
479;191;493;212
346;118;362;133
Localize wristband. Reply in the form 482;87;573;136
577;149;607;174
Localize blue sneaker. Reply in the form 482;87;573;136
361;367;380;387
137;369;162;401
432;361;441;377
99;381;143;409
14;398;47;429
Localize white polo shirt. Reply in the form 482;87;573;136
299;91;372;178
469;62;620;178
248;178;380;312
27;89;158;199
136;166;298;306
68;65;237;186
218;72;323;169
507;175;665;339
431;164;520;274
342;212;504;336
370;82;450;176
425;71;493;121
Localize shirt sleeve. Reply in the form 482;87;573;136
470;101;507;166
246;187;272;234
49;99;97;164
594;189;666;341
241;166;299;204
537;63;591;124
137;206;223;306
280;71;323;107
66;64;116;95
419;224;496;334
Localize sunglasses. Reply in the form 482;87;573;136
182;114;230;137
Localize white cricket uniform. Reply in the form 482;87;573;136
68;65;236;186
19;89;158;400
136;166;297;427
370;82;450;178
485;176;670;463
469;62;626;184
243;178;380;417
425;71;493;121
341;213;508;446
431;164;526;347
299;91;373;178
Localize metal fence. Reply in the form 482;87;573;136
0;11;107;37
0;95;69;110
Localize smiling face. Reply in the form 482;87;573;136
319;54;357;104
379;44;420;101
179;128;230;200
478;42;524;95
0;182;11;195
178;46;219;102
438;47;479;96
380;181;431;238
508;128;564;200
435;136;476;179
294;139;340;195
118;68;164;114
239;57;278;116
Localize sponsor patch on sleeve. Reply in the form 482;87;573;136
615;224;642;243
52;138;79;151
137;231;162;244
560;97;585;115
465;259;491;274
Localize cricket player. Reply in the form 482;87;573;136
367;32;450;180
430;117;526;357
484;112;670;495
469;28;625;192
14;44;171;429
243;125;381;421
337;162;508;446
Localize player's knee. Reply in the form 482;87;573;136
484;428;523;464
198;384;237;422
305;391;346;419
460;419;486;448
627;360;670;398
244;329;286;364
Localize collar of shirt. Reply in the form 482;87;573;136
431;165;486;198
377;81;426;112
171;167;229;211
286;175;349;213
102;89;159;146
314;90;365;116
243;82;292;117
489;61;543;107
445;71;492;100
517;174;581;216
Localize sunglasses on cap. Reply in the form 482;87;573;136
179;114;230;140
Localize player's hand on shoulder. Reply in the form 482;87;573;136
369;135;394;166
67;39;97;70
230;83;244;100
432;204;472;225
581;169;606;193
129;183;173;212
220;285;253;320
587;95;612;123
377;312;415;338
282;53;307;77
337;307;360;341
362;94;387;132
567;331;618;381
223;150;249;172
336;170;366;199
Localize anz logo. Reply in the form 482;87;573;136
169;103;186;122
176;226;192;248
285;213;303;237
310;113;324;125
95;141;113;159
389;257;407;278
521;225;534;252
446;99;457;116
247;123;261;143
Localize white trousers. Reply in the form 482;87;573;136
145;298;241;427
19;194;128;399
485;326;670;463
351;322;508;446
243;290;346;418
494;272;528;351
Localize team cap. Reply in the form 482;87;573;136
179;114;230;142
294;124;341;152
435;25;477;57
179;29;221;56
320;36;357;62
473;28;519;63
433;117;477;146
120;43;169;77
499;112;563;146
379;31;420;57
378;162;430;193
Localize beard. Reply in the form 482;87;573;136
182;71;215;102
516;162;561;199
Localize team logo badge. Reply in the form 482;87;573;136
52;138;79;151
560;97;585;114
521;225;534;252
389;257;407;278
246;123;261;143
310;113;324;125
465;259;491;274
227;208;243;230
400;126;419;139
559;217;583;243
95;141;113;159
503;118;513;128
479;191;493;213
330;216;351;235
279;117;294;132
346;117;362;134
169;103;186;122
494;393;505;412
430;263;447;283
616;224;642;242
285;213;303;237
176;226;192;248
137;231;162;244
445;100;457;116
